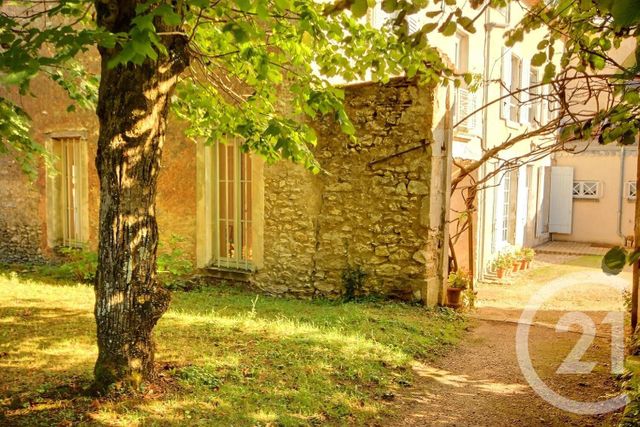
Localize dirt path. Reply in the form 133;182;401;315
392;255;629;426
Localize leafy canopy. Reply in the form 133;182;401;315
512;0;640;148
1;0;503;175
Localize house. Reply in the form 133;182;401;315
0;48;452;305
549;143;638;246
544;38;639;248
1;1;589;302
372;1;558;280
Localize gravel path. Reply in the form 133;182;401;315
391;256;629;426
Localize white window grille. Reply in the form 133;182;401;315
626;181;637;200
501;173;511;242
204;138;253;270
455;88;478;133
407;15;420;34
572;181;601;199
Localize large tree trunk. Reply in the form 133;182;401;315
93;2;188;391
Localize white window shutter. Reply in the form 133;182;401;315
407;15;420;34
540;84;548;124
520;59;530;124
501;48;512;120
514;166;529;247
549;166;574;234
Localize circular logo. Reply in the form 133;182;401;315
515;270;629;415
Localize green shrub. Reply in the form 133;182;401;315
53;248;98;282
175;365;222;389
342;264;367;302
157;234;193;276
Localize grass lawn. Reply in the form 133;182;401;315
0;268;466;426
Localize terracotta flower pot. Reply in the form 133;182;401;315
496;268;505;279
512;262;519;273
520;259;527;270
446;287;464;309
526;261;531;269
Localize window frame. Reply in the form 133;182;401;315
572;180;602;199
453;32;469;74
626;181;637;200
45;133;89;249
204;138;254;271
509;54;523;124
528;68;541;126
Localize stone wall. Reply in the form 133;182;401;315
254;78;440;301
0;156;45;263
0;51;198;263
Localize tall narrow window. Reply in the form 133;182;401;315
500;173;511;243
205;139;253;270
47;136;88;248
509;55;522;123
529;69;540;125
453;33;469;73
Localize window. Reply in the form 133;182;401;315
529;69;541;125
406;14;420;35
453;33;469;73
497;4;510;22
572;181;601;199
204;138;253;270
501;50;525;124
535;166;551;236
627;181;637;200
455;88;478;133
509;55;522;122
46;135;88;248
500;173;511;242
493;168;512;252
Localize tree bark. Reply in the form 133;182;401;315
632;149;640;350
93;1;188;391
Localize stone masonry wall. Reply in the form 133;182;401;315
0;157;45;263
0;51;197;263
254;78;439;301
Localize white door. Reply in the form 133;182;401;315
549;166;574;234
515;166;528;246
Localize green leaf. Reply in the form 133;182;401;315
351;0;368;18
381;0;397;13
602;246;627;275
457;17;475;33
422;22;438;34
236;0;252;12
542;62;556;83
610;0;640;27
274;0;291;9
531;52;546;67
628;248;640;265
589;54;605;70
439;20;457;36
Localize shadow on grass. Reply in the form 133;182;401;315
0;272;466;426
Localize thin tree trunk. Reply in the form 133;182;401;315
632;150;640;349
93;2;188;391
466;188;476;295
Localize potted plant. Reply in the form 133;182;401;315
508;251;520;273
446;269;470;309
493;254;508;279
516;248;527;270
523;247;535;269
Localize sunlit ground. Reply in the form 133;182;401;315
0;269;466;426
